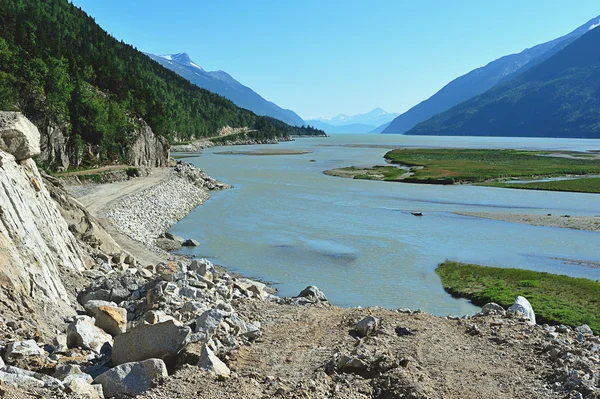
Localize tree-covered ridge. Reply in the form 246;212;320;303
406;25;600;138
0;0;323;163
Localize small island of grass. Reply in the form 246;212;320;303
324;148;600;193
436;261;600;334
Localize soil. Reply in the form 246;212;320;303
143;301;561;399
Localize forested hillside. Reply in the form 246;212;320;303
0;0;322;167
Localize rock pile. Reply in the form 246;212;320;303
103;162;227;245
0;257;287;397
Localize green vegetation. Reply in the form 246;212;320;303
0;0;323;167
383;149;600;183
407;26;600;138
483;177;600;194
436;261;600;333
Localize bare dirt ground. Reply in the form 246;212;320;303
456;211;600;233
68;168;173;266
143;301;561;399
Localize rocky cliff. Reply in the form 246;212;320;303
125;119;170;167
0;112;85;315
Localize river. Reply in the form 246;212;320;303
171;134;600;316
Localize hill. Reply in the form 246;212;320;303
383;16;600;134
0;0;322;169
146;53;305;127
406;26;600;138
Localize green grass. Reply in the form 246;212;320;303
482;177;600;194
383;149;600;183
436;261;600;333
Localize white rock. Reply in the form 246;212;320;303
4;340;44;362
198;344;230;378
0;370;45;388
67;317;113;353
93;358;168;398
195;309;224;338
0;111;40;160
83;300;119;317
481;303;506;316
508;296;536;324
296;286;328;302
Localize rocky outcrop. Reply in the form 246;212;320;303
125;118;170;167
37;121;76;170
0;113;85;314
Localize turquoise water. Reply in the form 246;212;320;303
171;134;600;316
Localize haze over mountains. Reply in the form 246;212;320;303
407;23;600;138
306;108;398;133
383;16;600;135
146;52;305;127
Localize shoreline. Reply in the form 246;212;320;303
456;211;600;232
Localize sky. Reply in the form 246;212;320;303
70;0;599;120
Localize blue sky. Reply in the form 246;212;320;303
70;0;599;119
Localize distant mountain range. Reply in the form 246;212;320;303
406;23;600;138
146;53;305;126
306;108;398;133
383;16;600;134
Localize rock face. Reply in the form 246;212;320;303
93;359;168;398
125;118;170;167
0;113;85;313
0;112;40;161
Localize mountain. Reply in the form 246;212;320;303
310;108;399;127
146;53;305;127
370;122;391;133
383;16;600;134
406;26;600;138
305;120;377;134
0;0;322;169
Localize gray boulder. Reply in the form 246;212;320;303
481;302;506;316
195;309;224;338
0;112;41;160
0;370;45;389
507;296;536;324
64;378;102;399
93;358;168;398
112;320;191;365
4;340;44;362
67;317;113;353
182;238;200;247
353;316;379;338
164;232;185;244
575;324;594;335
296;285;328;302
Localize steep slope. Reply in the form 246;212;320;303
305;120;377;134
383;16;600;134
0;0;321;170
370;122;391;133
406;26;600;138
146;53;305;127
0;112;85;316
310;108;398;127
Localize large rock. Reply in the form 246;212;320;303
95;305;127;336
198;345;230;378
84;300;120;317
353;316;379;338
0;112;40;161
296;286;328;302
4;340;44;362
125;118;170;167
93;359;168;398
195;309;225;338
508;296;536;324
67;317;113;353
112;320;191;365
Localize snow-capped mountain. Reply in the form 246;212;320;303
308;108;399;127
146;52;305;127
